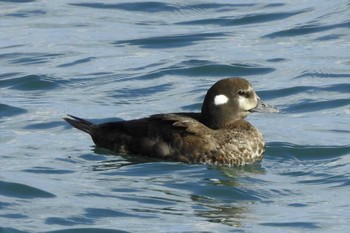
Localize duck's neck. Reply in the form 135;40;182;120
201;109;241;129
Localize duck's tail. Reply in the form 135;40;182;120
63;115;94;135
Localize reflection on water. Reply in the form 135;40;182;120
194;197;247;227
88;156;267;228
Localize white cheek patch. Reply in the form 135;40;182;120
214;94;229;106
238;94;257;110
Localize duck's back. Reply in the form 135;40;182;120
89;113;214;162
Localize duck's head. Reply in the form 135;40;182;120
201;77;277;129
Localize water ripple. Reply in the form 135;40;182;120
0;74;58;91
267;142;350;160
130;60;275;80
195;203;245;227
177;9;310;26
43;228;130;233
283;98;350;113
259;222;321;229
57;57;96;68
0;103;27;118
298;174;349;187
5;9;46;18
22;167;74;174
0;180;56;199
295;71;350;79
0;228;28;233
0;52;63;65
70;2;258;14
0;0;35;3
113;32;228;49
70;2;180;13
24;121;65;130
181;2;255;12
259;83;350;100
263;21;350;38
109;83;173;98
45;208;139;227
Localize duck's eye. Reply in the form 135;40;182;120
237;90;249;97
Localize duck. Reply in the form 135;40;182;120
64;77;277;166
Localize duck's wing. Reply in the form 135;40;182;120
147;113;216;162
149;113;211;136
64;113;214;159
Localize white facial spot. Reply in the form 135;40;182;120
214;94;229;106
238;89;258;111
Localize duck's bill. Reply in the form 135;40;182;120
250;98;279;113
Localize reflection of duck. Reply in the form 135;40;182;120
64;77;277;166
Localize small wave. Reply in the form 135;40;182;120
22;167;74;174
0;103;27;118
70;2;180;13
177;9;310;26
43;228;130;233
130;60;275;80
259;222;320;229
109;83;173;98
57;57;96;68
316;33;346;41
0;0;35;3
266;58;287;62
0;52;63;65
24;121;65;129
263;21;350;38
113;32;228;49
0;74;58;91
265;143;350;188
298;173;350;187
0;228;28;233
283;98;350;113
45;207;139;227
259;83;350;100
0;180;56;199
267;142;350;160
181;2;255;13
5;9;46;18
70;2;255;14
295;71;350;79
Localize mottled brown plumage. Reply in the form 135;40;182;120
64;77;277;166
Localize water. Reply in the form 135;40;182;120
1;0;349;232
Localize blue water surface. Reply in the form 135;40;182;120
1;1;350;232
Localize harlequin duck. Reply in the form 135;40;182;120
64;77;277;166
